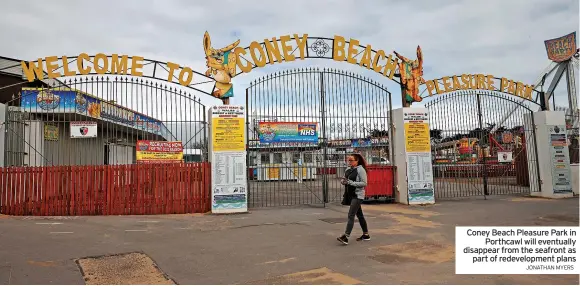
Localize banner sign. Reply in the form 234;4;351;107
497;151;513;163
328;137;389;147
258;122;318;143
209;105;247;214
544;32;577;62
70;121;97;138
21;88;166;137
403;111;435;204
136;140;183;163
548;125;572;193
44;124;59;141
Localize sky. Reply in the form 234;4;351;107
0;0;578;110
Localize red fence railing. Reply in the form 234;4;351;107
0;163;211;216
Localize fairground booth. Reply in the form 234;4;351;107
247;120;394;201
3;87;172;167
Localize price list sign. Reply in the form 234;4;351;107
403;111;435;204
211;106;246;152
209;105;248;214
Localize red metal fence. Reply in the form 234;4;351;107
0;163;211;216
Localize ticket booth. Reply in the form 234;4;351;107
254;150;317;181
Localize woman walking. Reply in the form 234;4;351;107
337;153;370;245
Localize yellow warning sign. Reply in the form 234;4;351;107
212;117;245;152
404;122;431;152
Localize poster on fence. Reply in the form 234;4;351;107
497;151;513;163
548;125;572;193
258;122;318;143
136;140;183;163
44;124;59;141
404;111;435;204
70;121;97;138
209;105;248;214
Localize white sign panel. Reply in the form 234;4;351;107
70;121;97;138
403;111;435;204
456;226;579;274
209;105;247;214
548;125;572;193
497;151;513;163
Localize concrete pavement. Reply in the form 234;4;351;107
0;195;578;285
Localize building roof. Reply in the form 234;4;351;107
0;56;66;88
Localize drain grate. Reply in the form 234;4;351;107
76;252;175;285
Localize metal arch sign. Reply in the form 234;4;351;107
421;74;537;101
228;34;401;81
18;32;407;103
17;55;217;96
16;31;539;106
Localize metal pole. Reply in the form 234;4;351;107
476;93;489;198
320;71;328;205
530;111;542;194
539;92;547;111
203;106;208;162
566;61;578;116
245;87;250;204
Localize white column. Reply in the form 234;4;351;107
392;107;435;205
524;111;574;198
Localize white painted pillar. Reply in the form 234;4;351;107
524;111;574;198
392;108;435;205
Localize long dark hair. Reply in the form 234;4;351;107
349;153;367;170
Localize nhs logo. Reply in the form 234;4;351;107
300;129;316;136
298;123;317;138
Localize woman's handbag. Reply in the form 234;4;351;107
341;168;358;205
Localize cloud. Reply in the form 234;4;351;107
0;0;577;110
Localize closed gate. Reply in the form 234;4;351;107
0;77;211;216
246;68;395;208
426;90;542;199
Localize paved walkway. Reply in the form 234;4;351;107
0;195;578;285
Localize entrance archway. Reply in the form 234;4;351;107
246;68;395;208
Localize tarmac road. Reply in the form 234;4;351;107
0;195;578;285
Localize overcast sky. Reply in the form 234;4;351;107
1;0;578;109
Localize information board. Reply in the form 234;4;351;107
211;106;245;152
548;125;572;193
209;105;248;213
403;111;435;204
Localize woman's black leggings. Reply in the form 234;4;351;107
345;198;368;236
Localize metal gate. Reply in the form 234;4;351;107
0;77;212;216
246;68;394;208
426;90;541;199
3;77;208;167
